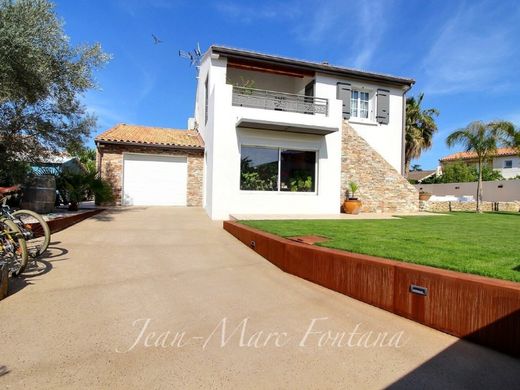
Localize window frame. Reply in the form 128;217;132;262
239;145;319;194
504;160;513;169
350;87;376;123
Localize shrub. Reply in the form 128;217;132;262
91;178;114;205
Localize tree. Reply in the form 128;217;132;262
500;122;520;156
405;93;439;174
0;0;109;185
410;164;422;171
446;121;509;212
439;161;476;183
66;141;96;173
428;161;504;184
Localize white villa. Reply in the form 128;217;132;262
96;46;419;219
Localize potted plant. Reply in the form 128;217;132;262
343;181;362;214
419;191;432;201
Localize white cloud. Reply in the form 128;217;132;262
87;103;129;129
421;2;520;95
292;0;390;69
348;2;385;69
214;0;390;69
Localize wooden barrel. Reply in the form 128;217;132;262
21;175;56;214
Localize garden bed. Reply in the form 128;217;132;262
241;213;520;282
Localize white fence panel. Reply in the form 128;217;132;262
415;180;520;202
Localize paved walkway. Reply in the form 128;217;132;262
1;207;518;389
231;211;443;220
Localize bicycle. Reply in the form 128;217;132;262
0;218;30;300
0;185;51;259
0;219;29;276
0;260;8;300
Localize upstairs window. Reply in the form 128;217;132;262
351;90;370;119
504;160;513;169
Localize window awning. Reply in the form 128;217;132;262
236;118;338;136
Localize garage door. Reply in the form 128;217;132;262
123;154;187;206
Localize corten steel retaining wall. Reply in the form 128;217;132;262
45;209;105;235
223;221;520;357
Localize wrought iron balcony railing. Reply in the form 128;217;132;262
232;86;328;116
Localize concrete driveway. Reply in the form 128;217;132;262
1;207;519;389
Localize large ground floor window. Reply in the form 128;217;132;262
240;146;317;192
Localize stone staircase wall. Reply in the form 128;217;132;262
341;122;419;213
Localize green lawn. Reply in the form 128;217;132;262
241;213;520;283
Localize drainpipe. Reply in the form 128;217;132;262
401;84;413;176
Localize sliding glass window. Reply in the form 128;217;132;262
280;150;316;192
240;146;279;191
240;146;317;193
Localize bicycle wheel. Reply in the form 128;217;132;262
1;219;28;276
11;209;51;258
0;262;8;300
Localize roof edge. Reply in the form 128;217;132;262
210;45;415;87
95;139;204;150
440;148;518;162
95;123;191;141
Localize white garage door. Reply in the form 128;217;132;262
123;154;187;206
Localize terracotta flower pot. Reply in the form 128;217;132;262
419;192;432;201
343;199;362;215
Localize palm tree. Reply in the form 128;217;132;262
500;122;520;155
405;93;439;175
446;121;510;213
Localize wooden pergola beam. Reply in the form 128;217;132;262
227;58;313;78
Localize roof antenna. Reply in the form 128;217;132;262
179;42;202;77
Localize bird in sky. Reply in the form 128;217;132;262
151;34;163;44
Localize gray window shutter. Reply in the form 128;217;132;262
336;82;351;120
376;89;390;124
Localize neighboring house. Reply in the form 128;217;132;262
32;154;83;175
440;148;520;179
407;169;439;183
96;45;419;219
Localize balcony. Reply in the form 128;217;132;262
232;86;328;116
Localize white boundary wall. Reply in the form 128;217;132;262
416;180;520;202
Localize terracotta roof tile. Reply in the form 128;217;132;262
440;147;517;162
95;124;204;149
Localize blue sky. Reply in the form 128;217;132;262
54;0;520;169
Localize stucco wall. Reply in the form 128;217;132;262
198;56;343;220
97;143;204;206
493;156;520;179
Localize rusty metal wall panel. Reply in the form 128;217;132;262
47;209;105;234
223;221;520;357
